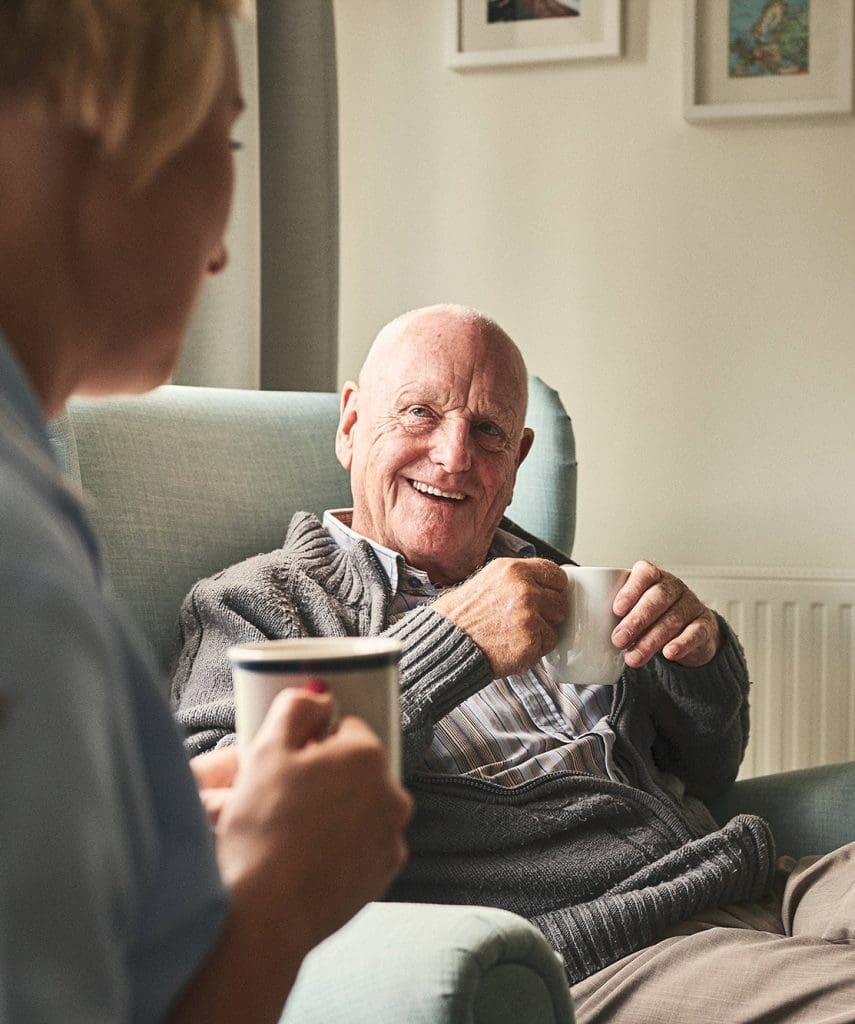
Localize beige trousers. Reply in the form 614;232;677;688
570;842;855;1024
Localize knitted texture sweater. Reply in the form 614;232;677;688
171;511;775;984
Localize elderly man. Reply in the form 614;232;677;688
173;304;855;1023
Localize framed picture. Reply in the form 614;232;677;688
684;0;854;122
447;0;622;70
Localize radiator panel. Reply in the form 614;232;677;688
672;568;855;778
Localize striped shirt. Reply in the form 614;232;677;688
323;510;625;788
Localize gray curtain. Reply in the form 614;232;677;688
174;2;339;392
174;15;261;388
258;0;338;392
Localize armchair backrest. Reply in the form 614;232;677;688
48;377;576;681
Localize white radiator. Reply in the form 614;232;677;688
672;566;855;779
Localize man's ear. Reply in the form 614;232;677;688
516;427;535;469
335;381;359;470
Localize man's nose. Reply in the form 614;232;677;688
430;419;471;474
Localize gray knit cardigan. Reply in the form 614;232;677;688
171;511;775;984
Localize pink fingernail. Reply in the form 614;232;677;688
302;677;329;694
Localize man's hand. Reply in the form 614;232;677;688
432;557;569;678
611;560;722;669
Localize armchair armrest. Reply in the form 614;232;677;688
281;902;575;1024
710;760;855;859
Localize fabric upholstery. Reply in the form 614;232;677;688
711;761;855;859
281;902;574;1024
507;376;577;556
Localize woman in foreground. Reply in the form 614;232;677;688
0;2;412;1020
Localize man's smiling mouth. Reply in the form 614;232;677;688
410;479;466;501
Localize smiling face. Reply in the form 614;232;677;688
336;306;534;586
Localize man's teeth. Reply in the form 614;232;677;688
411;480;465;501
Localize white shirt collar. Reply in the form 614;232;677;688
322;508;535;594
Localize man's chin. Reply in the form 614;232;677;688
398;539;483;588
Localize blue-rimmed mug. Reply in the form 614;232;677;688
228;637;402;778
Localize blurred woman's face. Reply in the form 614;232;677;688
73;21;244;397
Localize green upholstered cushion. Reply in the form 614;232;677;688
58;386;350;675
507;375;577;558
711;760;855;859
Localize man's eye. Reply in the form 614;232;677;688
475;422;507;450
476;422;506;442
229;139;244;152
399;406;434;431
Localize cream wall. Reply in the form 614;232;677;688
334;1;855;573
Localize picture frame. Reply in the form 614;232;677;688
447;0;622;70
684;0;854;122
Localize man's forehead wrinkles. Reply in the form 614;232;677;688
392;381;519;424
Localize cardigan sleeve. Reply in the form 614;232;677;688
170;550;312;753
643;616;751;802
171;555;496;775
385;606;494;779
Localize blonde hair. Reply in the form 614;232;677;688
0;0;252;185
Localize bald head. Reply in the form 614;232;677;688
335;304;534;585
359;304;529;416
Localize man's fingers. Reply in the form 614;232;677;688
540;621;559;657
613;559;664;617
618;592;701;666
612;567;686;648
433;556;574;678
661;618;710;663
542;584;570;625
530;557;572;592
611;559;722;668
663;614;721;667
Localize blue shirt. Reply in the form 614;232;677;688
323;509;626;787
0;336;228;1022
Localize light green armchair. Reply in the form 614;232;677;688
49;380;853;1022
49;379;577;1024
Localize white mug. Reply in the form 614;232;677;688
228;637;402;779
543;565;629;687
